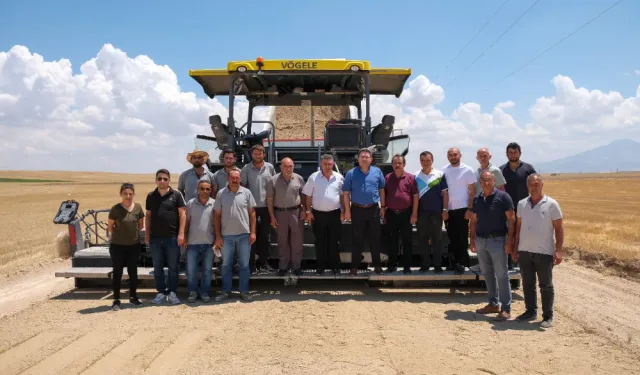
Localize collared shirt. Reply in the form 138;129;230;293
145;187;186;238
266;173;305;208
472;189;514;237
443;163;476;210
517;195;563;256
474;163;506;193
178;168;215;202
342;166;385;206
499;161;537;210
302;170;344;212
384;172;418;211
212;166;240;191
415;168;448;214
213;186;256;236
240;162;276;208
186;197;215;245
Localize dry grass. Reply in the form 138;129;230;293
0;170;639;279
0;171;155;278
275;106;349;139
543;172;640;277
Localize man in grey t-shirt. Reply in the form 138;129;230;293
178;149;215;201
241;144;276;273
213;169;256;302
475;148;506;193
513;174;564;328
185;180;215;303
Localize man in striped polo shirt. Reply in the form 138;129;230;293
415;151;449;273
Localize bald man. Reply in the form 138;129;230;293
475;148;506;193
267;157;306;280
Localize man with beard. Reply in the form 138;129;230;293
383;154;418;274
442;148;476;274
178;149;215;202
241;144;276;273
212;148;240;198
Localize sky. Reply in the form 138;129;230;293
0;0;639;174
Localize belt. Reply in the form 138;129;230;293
388;207;410;214
477;233;506;239
351;203;376;209
274;205;301;211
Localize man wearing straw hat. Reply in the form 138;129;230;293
178;148;215;202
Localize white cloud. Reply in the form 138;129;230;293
0;44;639;175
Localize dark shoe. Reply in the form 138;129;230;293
349;268;358;276
316;269;325;275
129;297;142;306
403;267;411;274
112;299;121;311
293;269;302;277
374;267;383;274
454;264;466;274
385;266;397;273
434;266;444;274
516;310;537;321
260;263;275;272
419;266;429;273
278;269;287;277
333;268;341;275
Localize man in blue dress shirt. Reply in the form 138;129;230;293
343;149;386;276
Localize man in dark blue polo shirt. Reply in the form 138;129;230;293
343;148;386;276
500;142;537;211
414;151;449;273
470;171;516;321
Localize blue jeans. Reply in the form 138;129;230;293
476;236;512;313
221;234;251;293
150;237;180;294
186;244;214;296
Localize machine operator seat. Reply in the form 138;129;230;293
243;129;271;147
209;115;229;149
370;115;395;147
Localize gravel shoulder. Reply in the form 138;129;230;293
0;261;638;375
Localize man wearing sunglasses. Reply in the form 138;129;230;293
145;169;187;305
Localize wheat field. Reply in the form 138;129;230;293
0;170;638;278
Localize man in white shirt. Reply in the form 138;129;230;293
303;154;344;275
442;147;476;274
513;174;564;328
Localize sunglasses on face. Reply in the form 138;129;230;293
157;177;169;182
199;187;211;191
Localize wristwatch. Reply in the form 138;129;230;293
306;210;311;214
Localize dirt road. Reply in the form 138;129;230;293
0;262;638;375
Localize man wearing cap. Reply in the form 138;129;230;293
212;149;240;198
469;171;515;321
241;144;276;273
343;148;386;276
266;157;306;279
213;169;257;302
178;149;215;202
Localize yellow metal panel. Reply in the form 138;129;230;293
227;59;371;72
189;69;228;77
370;68;412;75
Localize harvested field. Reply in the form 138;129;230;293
274;106;350;140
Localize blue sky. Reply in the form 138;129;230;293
2;0;637;120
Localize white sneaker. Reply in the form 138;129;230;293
168;292;181;305
152;293;166;304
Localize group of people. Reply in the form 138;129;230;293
106;142;563;328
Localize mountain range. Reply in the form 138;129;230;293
535;139;640;173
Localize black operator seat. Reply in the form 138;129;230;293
209;115;229;148
370;115;395;147
243;128;271;147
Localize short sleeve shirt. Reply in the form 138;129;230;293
475;164;506;193
384;172;418;211
213;186;256;236
443;163;476;210
415;168;448;214
266;173;305;208
500;161;537;210
240;162;276;207
178;168;215;202
145;188;186;238
472;189;514;237
342;166;385;206
186;197;215;245
212;167;240;191
517;195;563;256
108;203;145;246
302;171;344;212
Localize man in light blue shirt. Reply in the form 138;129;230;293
343;148;386;275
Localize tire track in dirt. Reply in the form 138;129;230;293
0;330;82;375
143;329;209;374
80;330;162;375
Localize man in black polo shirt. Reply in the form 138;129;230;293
470;171;516;321
145;169;187;305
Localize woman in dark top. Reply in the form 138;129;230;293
107;183;145;310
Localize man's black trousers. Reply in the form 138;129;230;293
445;208;470;268
519;251;555;320
312;209;341;271
417;212;444;267
385;208;413;269
251;207;271;269
351;205;381;268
